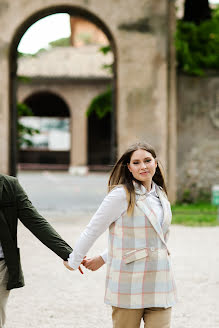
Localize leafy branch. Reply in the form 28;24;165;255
175;5;219;76
17;102;40;148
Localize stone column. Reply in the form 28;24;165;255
167;0;177;203
116;1;169;172
69;99;88;175
0;44;10;174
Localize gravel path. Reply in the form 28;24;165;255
6;213;219;328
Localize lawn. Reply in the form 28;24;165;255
171;203;218;226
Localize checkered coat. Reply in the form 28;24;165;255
104;183;177;309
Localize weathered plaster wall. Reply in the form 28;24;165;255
177;73;219;201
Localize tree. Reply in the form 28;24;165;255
183;0;211;24
175;3;219;76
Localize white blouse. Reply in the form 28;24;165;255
68;182;164;269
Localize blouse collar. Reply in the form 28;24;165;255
134;180;158;197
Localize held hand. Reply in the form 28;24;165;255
63;260;74;271
82;256;105;271
63;260;84;274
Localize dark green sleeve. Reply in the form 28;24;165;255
15;178;73;260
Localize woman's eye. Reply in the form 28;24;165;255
133;162;139;165
145;159;151;163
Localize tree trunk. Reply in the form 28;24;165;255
183;0;211;24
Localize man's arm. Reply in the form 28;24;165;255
15;178;72;260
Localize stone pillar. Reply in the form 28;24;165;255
69;102;88;175
0;44;10;174
167;0;177;203
116;1;169;171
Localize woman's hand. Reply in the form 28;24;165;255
82;256;105;271
63;261;84;274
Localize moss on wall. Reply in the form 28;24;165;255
118;17;151;33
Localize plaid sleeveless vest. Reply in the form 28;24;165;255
104;184;177;309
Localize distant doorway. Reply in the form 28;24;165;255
88;111;111;169
18;91;70;170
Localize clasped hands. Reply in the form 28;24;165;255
63;255;105;274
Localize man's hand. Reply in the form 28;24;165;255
82;256;105;271
63;261;84;274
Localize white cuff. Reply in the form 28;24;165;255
100;248;108;263
67;251;80;270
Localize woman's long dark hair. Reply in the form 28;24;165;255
108;142;168;215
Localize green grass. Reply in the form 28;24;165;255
171;203;219;226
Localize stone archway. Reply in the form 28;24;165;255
24;91;70;117
0;0;177;201
9;4;117;176
18;90;71;169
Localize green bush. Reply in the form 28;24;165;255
179;187;211;204
181;189;194;203
175;7;219;76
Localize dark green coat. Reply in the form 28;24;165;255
0;174;72;290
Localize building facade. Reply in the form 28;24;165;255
0;0;177;201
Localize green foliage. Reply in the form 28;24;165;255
213;5;219;18
86;87;112;119
17;103;39;148
18;49;46;57
179;187;211;204
197;189;211;203
18;52;35;58
101;63;113;74
17;102;32;117
99;45;113;74
181;189;192;203
48;37;71;47
175;7;219;76
17;75;31;83
77;32;92;45
99;45;111;55
18;37;71;57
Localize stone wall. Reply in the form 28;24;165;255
177;73;219;201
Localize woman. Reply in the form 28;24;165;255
65;142;177;328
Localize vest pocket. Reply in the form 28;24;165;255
123;248;148;264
